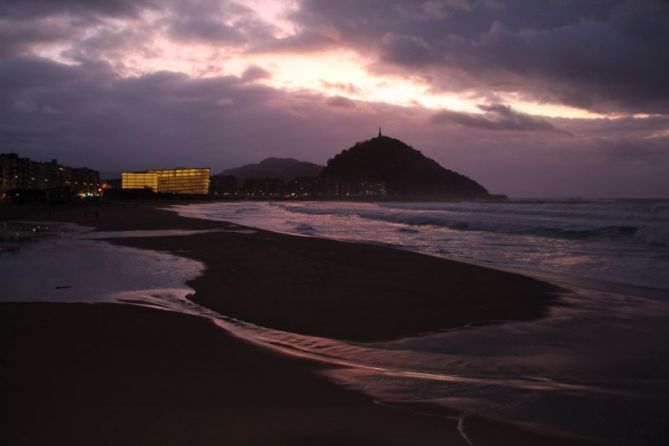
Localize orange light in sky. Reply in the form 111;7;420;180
32;0;613;121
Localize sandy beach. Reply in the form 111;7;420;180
0;201;594;445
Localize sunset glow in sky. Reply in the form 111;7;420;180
2;0;669;197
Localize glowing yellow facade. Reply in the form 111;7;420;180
122;168;210;194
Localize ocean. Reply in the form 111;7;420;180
172;199;669;291
2;199;668;444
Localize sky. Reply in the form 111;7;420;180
1;0;668;198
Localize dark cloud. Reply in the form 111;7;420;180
5;0;668;114
285;0;669;115
163;1;273;45
432;103;568;133
0;56;392;172
248;29;339;54
379;33;434;66
462;7;669;113
0;0;156;20
290;0;623;49
324;95;357;109
0;16;80;57
61;27;162;73
594;136;669;162
0;0;158;60
0;55;112;90
168;16;246;44
0;0;276;62
241;65;271;82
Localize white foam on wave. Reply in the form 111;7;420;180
169;200;669;290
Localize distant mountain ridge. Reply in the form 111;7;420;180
213;136;492;200
217;157;323;182
319;135;489;198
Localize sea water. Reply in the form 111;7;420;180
171;199;669;291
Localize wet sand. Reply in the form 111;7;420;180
0;201;593;444
1;201;562;341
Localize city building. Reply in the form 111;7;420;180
318;177;387;197
121;168;211;195
210;175;238;196
1;153;100;198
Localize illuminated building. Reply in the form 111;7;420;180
1;153;100;197
122;168;210;195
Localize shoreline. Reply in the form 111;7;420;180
0;201;595;444
2;201;565;341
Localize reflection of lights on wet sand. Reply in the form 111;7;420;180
550;254;598;268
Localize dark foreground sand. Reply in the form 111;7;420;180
0;202;594;445
0;303;597;446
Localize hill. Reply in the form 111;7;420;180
217;158;323;182
319;135;488;198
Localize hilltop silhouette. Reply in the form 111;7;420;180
210;135;493;199
217;157;323;183
319;134;489;198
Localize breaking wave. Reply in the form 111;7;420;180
170;199;669;290
280;200;669;246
